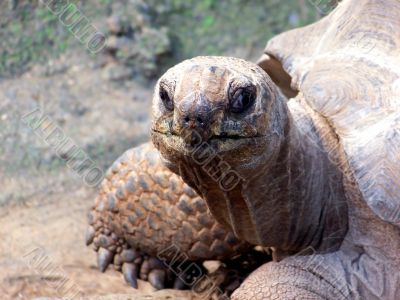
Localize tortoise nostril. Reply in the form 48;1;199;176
196;117;204;126
182;115;206;128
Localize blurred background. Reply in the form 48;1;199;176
0;1;335;299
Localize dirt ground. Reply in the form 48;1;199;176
0;188;199;300
0;53;203;300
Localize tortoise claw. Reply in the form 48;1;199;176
148;269;166;290
122;262;139;288
147;257;164;269
173;276;188;290
139;258;150;280
97;248;113;272
121;249;141;263
85;226;95;246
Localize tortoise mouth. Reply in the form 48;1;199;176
152;129;263;140
208;134;262;141
151;130;265;155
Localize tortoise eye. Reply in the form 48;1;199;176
229;85;256;113
159;86;174;111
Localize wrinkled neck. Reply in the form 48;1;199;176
172;98;349;255
240;99;348;253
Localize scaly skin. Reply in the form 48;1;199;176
87;142;266;292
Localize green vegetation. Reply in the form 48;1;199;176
0;2;74;77
0;0;333;78
151;0;323;60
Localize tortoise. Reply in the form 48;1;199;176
87;0;400;298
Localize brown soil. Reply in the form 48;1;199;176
0;187;199;300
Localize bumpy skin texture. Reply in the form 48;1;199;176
87;142;253;289
88;142;248;259
150;1;400;299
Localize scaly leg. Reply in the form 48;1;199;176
86;142;268;293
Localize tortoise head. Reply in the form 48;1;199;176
151;56;288;245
